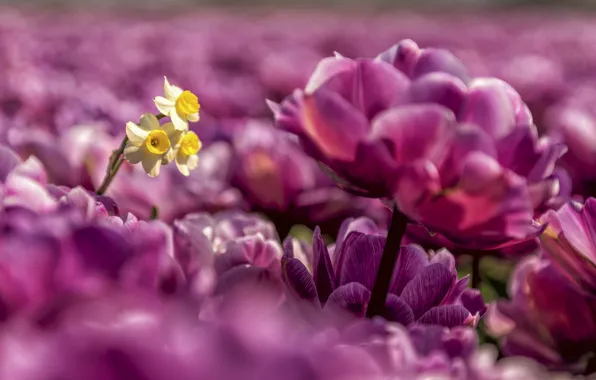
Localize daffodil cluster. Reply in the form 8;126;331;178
124;77;202;177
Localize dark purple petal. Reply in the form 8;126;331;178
460;289;487;317
401;263;456;318
325;283;370;318
72;226;132;279
418;305;472;327
337;232;385;290
383;294;415;326
389;245;429;296
281;257;319;306
312;227;336;302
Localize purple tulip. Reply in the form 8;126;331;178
173;210;285;303
487;254;596;373
282;218;486;327
539;198;596;295
272;39;565;250
229;119;389;234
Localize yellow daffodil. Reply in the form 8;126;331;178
123;113;178;177
171;130;202;176
153;77;200;131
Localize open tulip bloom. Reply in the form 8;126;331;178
271;39;566;250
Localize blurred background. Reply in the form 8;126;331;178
1;0;596;227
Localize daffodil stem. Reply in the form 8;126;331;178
95;113;165;196
366;205;409;318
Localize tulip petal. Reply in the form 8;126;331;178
460;289;488;317
389;245;429;296
305;56;357;96
352;59;410;120
412;48;469;83
401;263;456;318
281;257;319;306
460;78;516;139
376;39;421;76
337;232;385;290
383;294;415;325
370;104;454;166
325;283;370;318
0;146;21;181
302;89;369;161
418;305;471;327
312;227;336;303
410;72;468;116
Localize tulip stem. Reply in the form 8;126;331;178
471;255;481;289
95;113;165;196
366;205;409;318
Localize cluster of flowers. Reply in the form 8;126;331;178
0;7;596;380
0;146;562;379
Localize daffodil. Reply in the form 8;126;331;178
123;113;178;177
172;130;202;176
153;77;200;131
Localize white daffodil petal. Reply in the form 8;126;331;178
175;154;190;177
126;122;149;144
170;109;189;131
187;112;200;122
154;96;175;116
164;76;183;100
162;122;178;137
187;154;199;170
162;147;176;164
142;155;162;177
123;144;145;164
139;113;160;131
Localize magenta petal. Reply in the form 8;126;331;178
337;232;385;290
313;227;336;302
376;39;421;76
418;305;471;327
305;56;357;97
460;78;516;139
383;294;415;325
0;146;21;181
281;257;320;306
460;289;488;317
411;48;469;83
410;72;468;116
370;104;454;165
352;59;410;120
302;89;369;161
72;226;132;278
440;124;497;187
389;245;429;296
401;263;456;318
325;282;370;318
442;276;470;306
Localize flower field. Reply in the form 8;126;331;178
0;7;595;379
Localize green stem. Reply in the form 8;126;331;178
95;113;164;196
